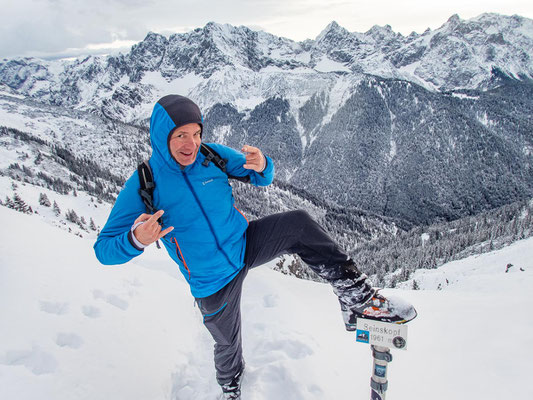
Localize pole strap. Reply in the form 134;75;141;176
371;378;388;393
372;347;393;362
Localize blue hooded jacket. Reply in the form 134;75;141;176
94;95;274;298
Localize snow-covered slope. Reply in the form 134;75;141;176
1;205;532;399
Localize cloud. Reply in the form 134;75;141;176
0;0;150;58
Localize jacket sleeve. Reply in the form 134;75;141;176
207;143;275;186
93;171;147;265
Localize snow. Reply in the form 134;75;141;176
399;237;533;292
420;232;429;246
476;111;493;127
0;95;148;180
451;92;479;100
313;56;351;73
389;139;397;160
0;88;27;100
0;176;109;236
259;65;285;73
1;205;533;399
398;60;421;76
319;75;359;129
294;52;311;64
190;65;338;115
0;96;89;144
516;20;533;40
141;71;203;98
212;125;232;143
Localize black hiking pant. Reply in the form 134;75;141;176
195;210;358;385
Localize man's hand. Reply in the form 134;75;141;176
133;210;174;246
242;145;266;172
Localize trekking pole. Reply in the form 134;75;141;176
355;318;409;400
370;345;392;400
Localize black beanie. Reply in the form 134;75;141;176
158;95;204;136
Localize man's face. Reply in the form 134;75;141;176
169;123;202;166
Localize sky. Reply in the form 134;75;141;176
1;0;532;60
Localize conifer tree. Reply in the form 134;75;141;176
53;201;61;216
13;193;30;214
39;193;51;207
35;152;43;165
22;165;33;177
4;195;14;209
66;209;80;224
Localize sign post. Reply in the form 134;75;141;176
356;318;409;400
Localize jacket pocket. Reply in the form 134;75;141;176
198;300;232;346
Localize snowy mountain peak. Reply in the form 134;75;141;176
365;23;402;44
315;21;348;41
203;21;237;33
366;23;395;35
128;32;168;73
141;31;168;43
197;21;267;47
0;13;532;114
313;21;358;64
446;13;461;26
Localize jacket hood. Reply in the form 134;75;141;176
149;95;203;170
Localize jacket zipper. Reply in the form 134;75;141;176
172;237;191;281
233;205;249;223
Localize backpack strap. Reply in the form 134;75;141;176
138;161;157;214
137;160;161;249
201;143;227;171
200;143;251;183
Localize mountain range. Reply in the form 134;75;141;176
1;13;532;225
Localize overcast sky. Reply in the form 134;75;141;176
1;0;532;60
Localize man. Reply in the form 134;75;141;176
94;95;416;399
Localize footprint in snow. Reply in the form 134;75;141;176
82;305;102;318
263;294;279;308
253;337;314;362
244;362;322;400
56;333;84;349
0;346;58;375
92;289;129;310
40;301;69;315
170;353;220;400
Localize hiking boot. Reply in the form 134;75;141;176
220;361;245;400
341;289;417;331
